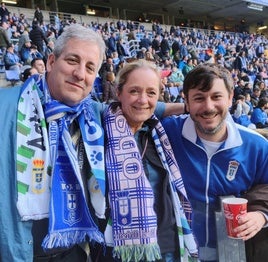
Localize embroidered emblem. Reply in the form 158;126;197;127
32;159;45;193
226;160;240;181
62;183;82;226
116;191;132;226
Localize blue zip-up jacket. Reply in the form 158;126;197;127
162;113;268;261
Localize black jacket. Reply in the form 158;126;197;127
29;25;48;54
243;184;268;262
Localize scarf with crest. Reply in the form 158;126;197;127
103;104;198;262
16;76;105;249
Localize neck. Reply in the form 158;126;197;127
196;124;227;143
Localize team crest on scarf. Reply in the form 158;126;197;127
32;159;46;193
116;191;132;226
104;103;198;261
62;182;82;226
226;160;240;181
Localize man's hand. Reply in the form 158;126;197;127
234;211;266;240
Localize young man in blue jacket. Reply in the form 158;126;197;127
162;63;268;262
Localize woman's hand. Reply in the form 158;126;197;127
234;211;267;240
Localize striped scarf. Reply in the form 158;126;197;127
103;104;198;262
16;76;106;249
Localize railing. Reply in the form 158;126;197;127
6;5;240;38
127;39;140;57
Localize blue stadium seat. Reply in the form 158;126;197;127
5;70;20;86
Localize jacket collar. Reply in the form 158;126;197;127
182;113;243;149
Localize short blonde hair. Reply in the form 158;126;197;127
115;60;162;93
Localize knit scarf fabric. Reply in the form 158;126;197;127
103;104;198;262
16;76;106;249
17;77;50;221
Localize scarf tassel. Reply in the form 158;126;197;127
113;243;162;262
42;229;104;250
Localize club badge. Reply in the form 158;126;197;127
226;160;240;181
32;159;45;193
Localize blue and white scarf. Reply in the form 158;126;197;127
17;77;51;221
16;76;106;249
103;104;198;262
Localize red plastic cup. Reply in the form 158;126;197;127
222;197;248;238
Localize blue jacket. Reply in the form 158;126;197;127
0;86;33;262
20;46;43;64
162;114;268;261
251;107;268;126
4;51;21;69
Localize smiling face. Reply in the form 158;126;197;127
185;78;233;142
46;38;100;106
117;67;160;133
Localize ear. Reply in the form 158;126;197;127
228;91;234;107
46;53;55;73
116;90;121;101
185;99;190;112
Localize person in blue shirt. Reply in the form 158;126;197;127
162;63;268;262
231;94;256;129
20;40;43;65
216;40;226;57
4;42;23;71
250;97;268;128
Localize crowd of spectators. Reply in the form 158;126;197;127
0;3;267;132
91;17;268;132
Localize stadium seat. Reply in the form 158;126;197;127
5;70;20;86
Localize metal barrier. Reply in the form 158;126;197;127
127;39;140;57
215;196;246;262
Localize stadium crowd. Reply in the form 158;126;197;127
0;5;268;262
0;3;267;134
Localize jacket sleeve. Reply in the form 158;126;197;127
0;87;33;261
242;184;268;216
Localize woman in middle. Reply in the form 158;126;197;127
97;60;198;262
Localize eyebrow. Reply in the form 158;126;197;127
65;53;97;67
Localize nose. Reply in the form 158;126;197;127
73;66;85;81
203;98;214;110
138;93;148;103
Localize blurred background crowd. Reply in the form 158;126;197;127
0;2;267;135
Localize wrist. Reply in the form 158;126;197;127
256;211;268;228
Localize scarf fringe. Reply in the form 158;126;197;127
113;243;162;262
42;229;104;250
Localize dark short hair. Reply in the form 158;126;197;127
183;63;233;99
31;57;44;67
30;44;37;49
257;97;268;108
20;68;32;82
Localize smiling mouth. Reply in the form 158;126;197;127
133;107;150;111
66;81;85;90
201;115;216;119
200;113;217;119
